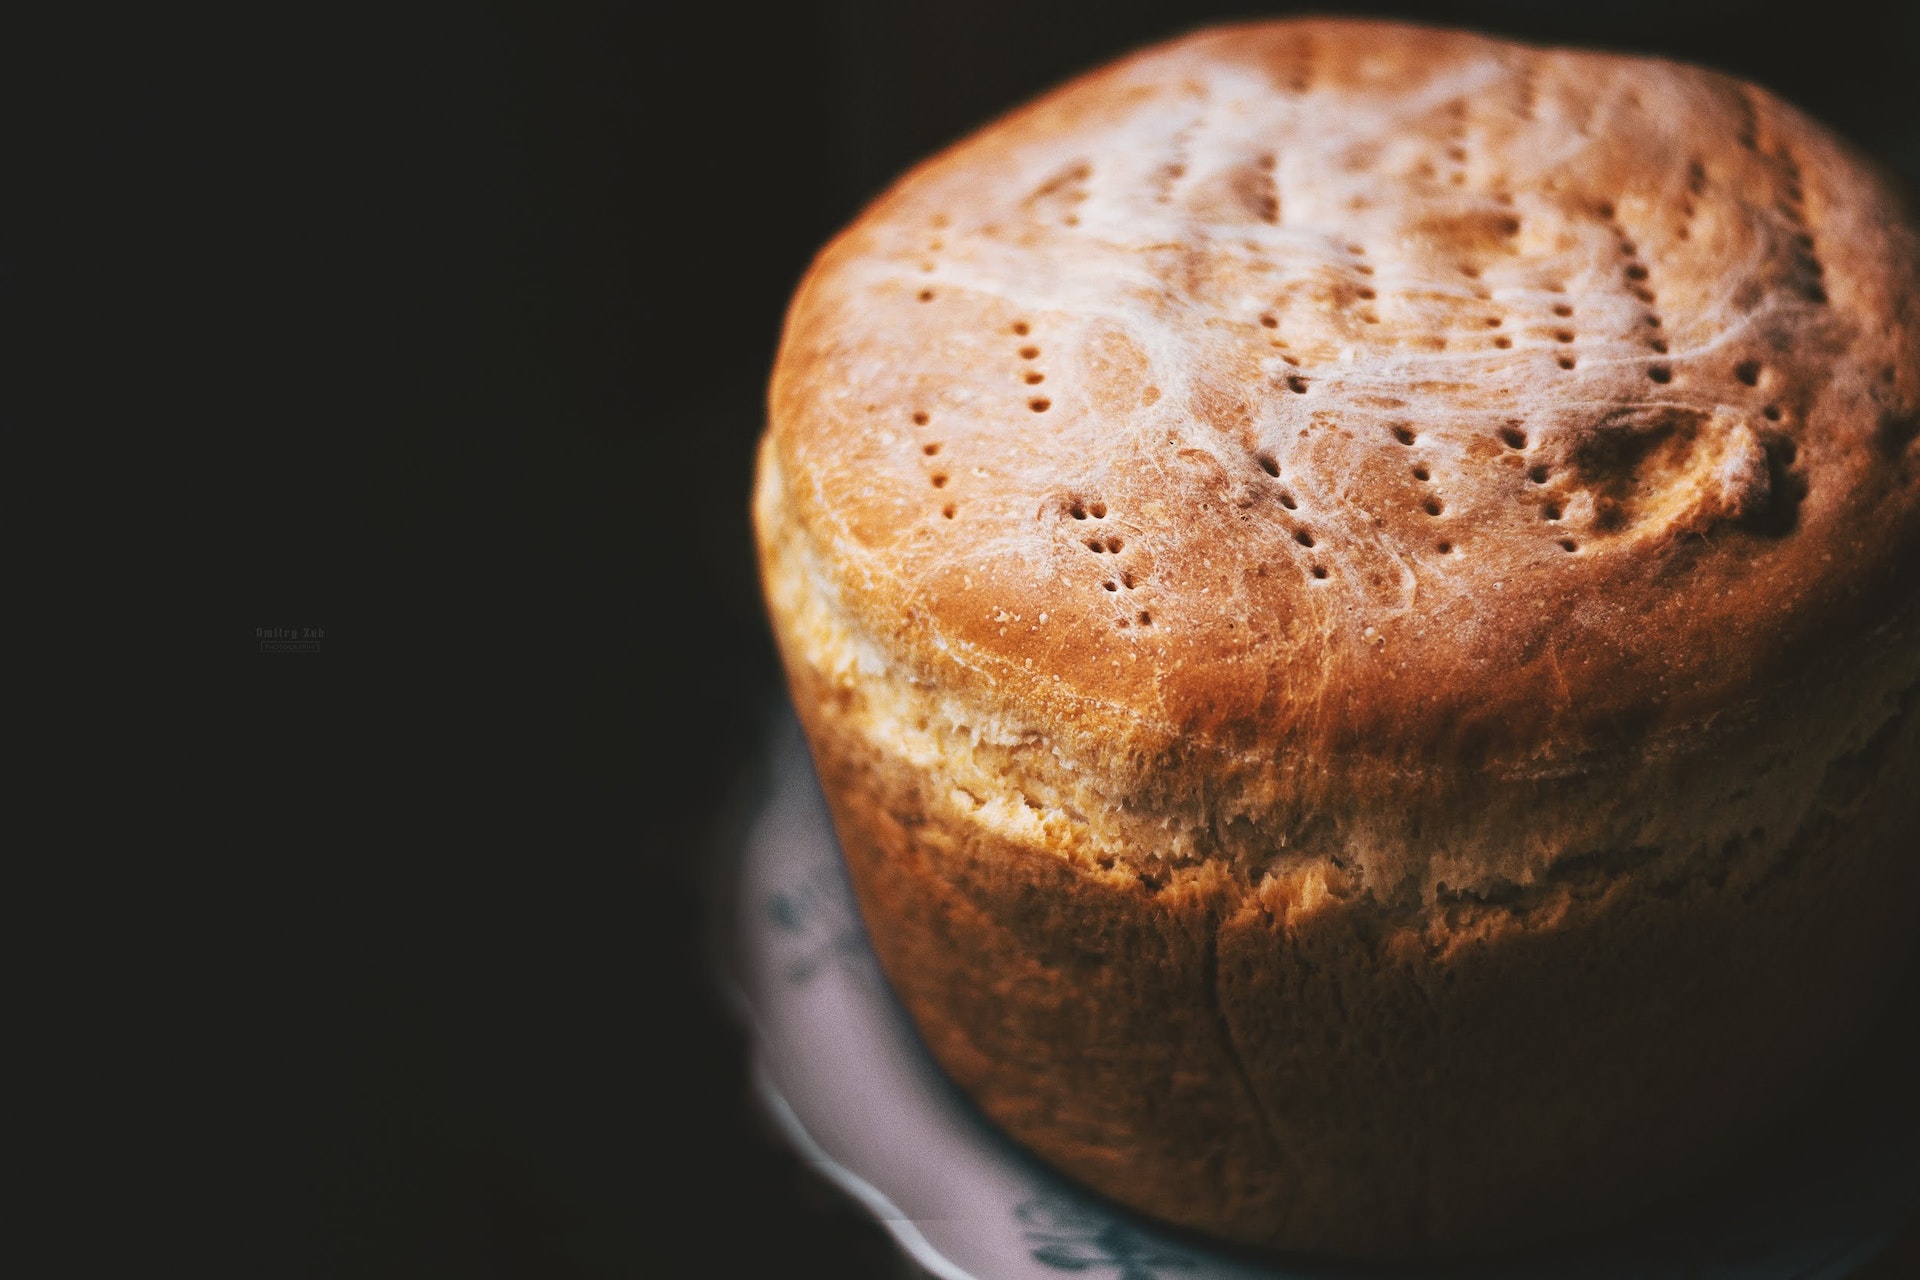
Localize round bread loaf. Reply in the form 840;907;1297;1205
753;19;1920;1260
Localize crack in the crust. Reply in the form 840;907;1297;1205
1202;922;1286;1169
1201;669;1920;966
1418;671;1920;941
1808;675;1919;817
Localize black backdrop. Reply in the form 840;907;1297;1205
231;2;1919;1275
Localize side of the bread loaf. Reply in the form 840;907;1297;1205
757;436;1920;1256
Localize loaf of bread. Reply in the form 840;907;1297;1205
753;19;1920;1259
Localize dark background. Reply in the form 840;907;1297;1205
233;2;1919;1275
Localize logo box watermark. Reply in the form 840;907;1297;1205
258;627;323;654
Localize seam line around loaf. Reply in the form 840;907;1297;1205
1409;668;1920;943
765;431;1920;925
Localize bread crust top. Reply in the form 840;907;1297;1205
764;19;1920;780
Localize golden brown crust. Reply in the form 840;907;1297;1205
754;17;1920;1260
766;18;1920;780
795;651;1917;1256
761;421;1920;1254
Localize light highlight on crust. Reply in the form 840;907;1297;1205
759;434;1920;936
766;18;1920;778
